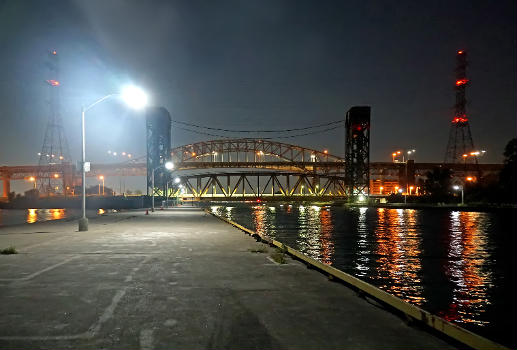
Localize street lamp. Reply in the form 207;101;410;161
78;85;148;232
151;161;174;212
27;176;36;189
98;175;105;196
453;185;464;205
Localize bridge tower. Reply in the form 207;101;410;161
37;50;72;195
444;50;476;164
146;107;172;197
345;106;370;197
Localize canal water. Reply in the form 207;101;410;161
210;203;516;348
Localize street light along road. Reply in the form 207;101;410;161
78;85;148;232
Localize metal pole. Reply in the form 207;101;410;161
165;180;169;208
461;188;464;205
404;161;408;204
151;167;155;212
78;106;88;231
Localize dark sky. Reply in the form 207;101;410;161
1;0;515;170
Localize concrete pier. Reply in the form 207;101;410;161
0;208;460;349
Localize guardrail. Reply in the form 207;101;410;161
207;209;510;350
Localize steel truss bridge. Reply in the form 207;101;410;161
1;139;502;199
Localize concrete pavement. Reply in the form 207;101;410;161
0;208;461;349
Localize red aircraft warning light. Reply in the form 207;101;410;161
452;115;469;123
51;50;57;55
455;79;469;86
46;79;60;86
457;50;464;55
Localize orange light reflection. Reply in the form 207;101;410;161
438;212;491;326
27;209;38;223
373;208;424;305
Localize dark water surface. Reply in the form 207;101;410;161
210;203;516;348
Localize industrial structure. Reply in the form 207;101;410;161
344;106;371;197
444;50;477;164
36;50;72;195
146;107;172;196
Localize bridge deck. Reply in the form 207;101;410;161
0;208;458;349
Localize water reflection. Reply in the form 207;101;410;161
26;208;65;223
439;211;492;326
373;208;424;305
27;209;38;223
354;207;370;276
318;208;334;265
50;209;64;220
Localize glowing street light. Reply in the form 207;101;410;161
27;176;36;189
79;85;148;232
98;175;105;196
453;185;464;205
151;161;174;212
121;85;148;110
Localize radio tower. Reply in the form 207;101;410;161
37;50;72;195
444;50;476;164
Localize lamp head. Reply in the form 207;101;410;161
121;85;148;109
165;161;174;170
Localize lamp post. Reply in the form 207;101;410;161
78;86;148;232
98;175;105;196
151;161;174;212
28;176;36;189
453;185;464;205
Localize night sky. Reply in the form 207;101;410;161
1;0;515;191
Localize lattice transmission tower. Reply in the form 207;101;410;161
444;50;477;164
37;50;72;195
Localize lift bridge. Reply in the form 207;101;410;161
146;106;369;200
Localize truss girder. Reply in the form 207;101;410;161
171;139;343;166
171;172;346;198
